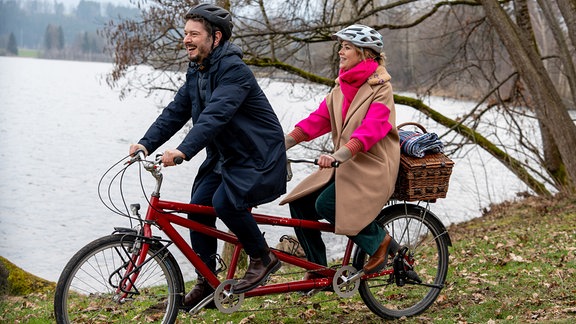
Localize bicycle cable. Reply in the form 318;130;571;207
97;154;150;229
97;154;132;218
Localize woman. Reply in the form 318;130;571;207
281;24;400;276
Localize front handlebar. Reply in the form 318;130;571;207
129;150;183;166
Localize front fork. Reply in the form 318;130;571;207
111;204;151;301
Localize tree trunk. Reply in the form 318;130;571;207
478;0;576;192
537;0;576;106
556;0;576;60
514;0;568;187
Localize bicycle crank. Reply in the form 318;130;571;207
188;294;216;315
213;279;245;314
332;265;361;298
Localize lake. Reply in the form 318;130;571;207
0;56;534;282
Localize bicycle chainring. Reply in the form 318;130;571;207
332;265;360;298
214;279;244;313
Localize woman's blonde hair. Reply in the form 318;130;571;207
355;46;386;66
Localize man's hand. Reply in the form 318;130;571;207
129;144;148;156
162;149;186;167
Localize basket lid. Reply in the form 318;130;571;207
400;152;454;168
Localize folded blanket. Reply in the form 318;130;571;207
399;130;444;158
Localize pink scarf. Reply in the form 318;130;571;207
338;59;379;118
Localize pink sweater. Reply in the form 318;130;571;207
294;60;392;153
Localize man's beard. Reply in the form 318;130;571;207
188;53;200;62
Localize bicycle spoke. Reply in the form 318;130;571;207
54;234;183;323
354;204;450;319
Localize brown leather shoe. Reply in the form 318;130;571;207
363;234;392;274
182;276;216;310
232;251;281;294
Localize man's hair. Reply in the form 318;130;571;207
185;15;219;39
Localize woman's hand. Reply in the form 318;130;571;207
317;154;338;168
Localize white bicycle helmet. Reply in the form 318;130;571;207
332;24;383;53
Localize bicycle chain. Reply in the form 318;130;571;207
207;265;344;314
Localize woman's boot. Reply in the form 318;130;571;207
363;234;392;274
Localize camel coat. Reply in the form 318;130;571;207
280;66;400;236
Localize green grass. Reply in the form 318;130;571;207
1;194;575;323
17;49;39;58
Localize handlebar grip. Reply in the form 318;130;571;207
313;159;340;168
134;149;146;157
173;156;184;165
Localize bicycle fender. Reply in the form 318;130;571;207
112;227;138;235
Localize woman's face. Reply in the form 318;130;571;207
338;41;362;71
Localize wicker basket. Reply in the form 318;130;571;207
392;122;454;202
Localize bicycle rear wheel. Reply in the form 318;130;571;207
353;203;450;319
54;233;184;323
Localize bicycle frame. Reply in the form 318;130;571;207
55;153;451;322
113;153;398;303
137;194;366;298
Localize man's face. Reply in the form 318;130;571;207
183;20;213;64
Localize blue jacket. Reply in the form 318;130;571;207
139;42;286;209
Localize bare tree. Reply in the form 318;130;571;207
476;0;576;193
100;0;576;195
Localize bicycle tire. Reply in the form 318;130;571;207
353;203;450;319
54;233;185;323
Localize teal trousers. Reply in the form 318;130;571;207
289;181;385;266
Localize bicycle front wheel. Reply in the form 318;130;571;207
353;203;450;319
54;233;184;323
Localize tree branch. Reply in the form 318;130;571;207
394;94;551;196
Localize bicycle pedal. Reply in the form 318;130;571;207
305;288;322;297
213;254;227;275
261;271;277;286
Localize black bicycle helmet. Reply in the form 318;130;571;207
186;3;233;40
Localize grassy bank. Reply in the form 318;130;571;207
1;195;575;323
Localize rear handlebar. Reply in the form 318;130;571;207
288;158;340;168
286;158;339;182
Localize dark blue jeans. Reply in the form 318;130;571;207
289;181;386;267
188;170;267;274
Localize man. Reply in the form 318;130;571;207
129;3;286;308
